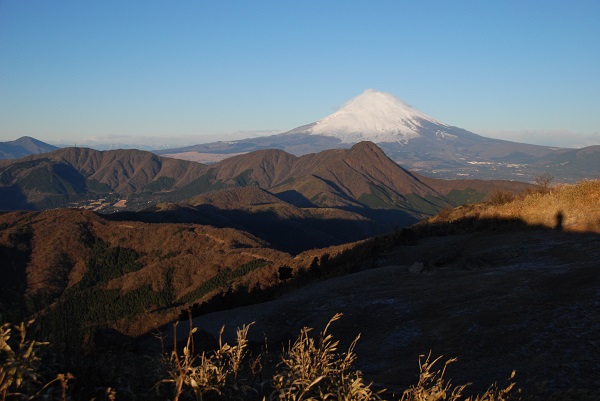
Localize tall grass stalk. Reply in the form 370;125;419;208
270;313;385;401
0;320;73;401
160;320;256;401
400;353;516;401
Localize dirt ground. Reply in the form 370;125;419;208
170;228;600;397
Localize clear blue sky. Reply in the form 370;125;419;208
1;0;599;147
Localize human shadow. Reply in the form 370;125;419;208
555;210;564;231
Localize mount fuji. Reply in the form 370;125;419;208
288;89;443;144
158;90;569;180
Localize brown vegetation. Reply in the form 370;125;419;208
425;179;600;233
0;209;295;338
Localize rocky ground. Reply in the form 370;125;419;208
167;227;600;398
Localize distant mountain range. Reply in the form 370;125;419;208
0;141;532;211
3;91;600;181
0;136;58;159
0;147;209;210
0;142;533;251
158;90;599;181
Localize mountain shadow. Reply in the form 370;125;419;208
0;187;33;210
105;204;418;254
273;190;315;207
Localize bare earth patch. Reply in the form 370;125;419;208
113;199;127;208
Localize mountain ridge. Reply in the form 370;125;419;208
0;142;533;213
0;141;532;255
0;147;211;209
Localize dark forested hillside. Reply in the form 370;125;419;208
0;209;300;342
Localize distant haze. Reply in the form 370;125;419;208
50;131;284;151
475;129;600;149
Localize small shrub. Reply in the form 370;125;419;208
487;191;515;206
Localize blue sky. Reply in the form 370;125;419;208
1;1;599;148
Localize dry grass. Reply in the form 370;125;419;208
0;315;526;401
158;314;385;401
400;353;517;401
159;321;257;401
270;313;384;401
156;315;522;401
489;180;600;231
428;179;600;232
0;321;72;401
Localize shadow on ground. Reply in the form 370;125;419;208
160;217;600;398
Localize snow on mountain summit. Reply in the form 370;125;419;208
308;89;445;144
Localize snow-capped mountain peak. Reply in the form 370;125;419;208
308;89;445;143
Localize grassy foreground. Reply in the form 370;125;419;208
1;315;517;401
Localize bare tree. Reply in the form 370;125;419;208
534;172;554;191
